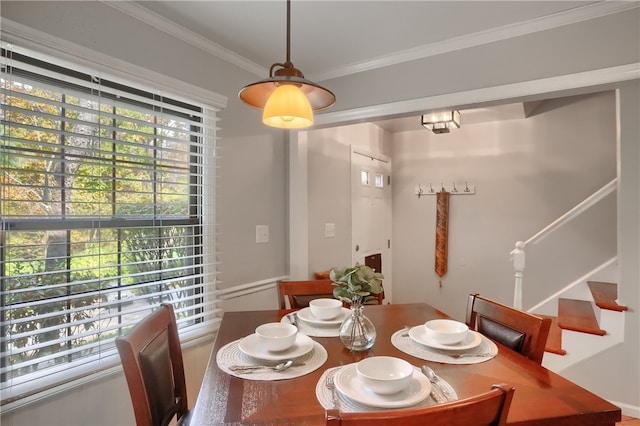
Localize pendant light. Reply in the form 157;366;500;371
238;0;336;129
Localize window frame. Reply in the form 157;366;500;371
0;40;224;411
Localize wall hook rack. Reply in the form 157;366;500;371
415;181;476;197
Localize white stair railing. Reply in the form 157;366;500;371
510;179;617;309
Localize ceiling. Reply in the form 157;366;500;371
125;1;601;131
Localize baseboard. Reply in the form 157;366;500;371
611;400;640;419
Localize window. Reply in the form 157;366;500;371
375;173;384;188
361;170;370;186
1;46;220;406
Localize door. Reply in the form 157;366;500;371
351;147;392;302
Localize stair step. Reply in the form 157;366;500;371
541;315;567;355
558;298;606;336
587;281;628;312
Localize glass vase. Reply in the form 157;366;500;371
339;299;376;351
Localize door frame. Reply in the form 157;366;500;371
351;147;392;302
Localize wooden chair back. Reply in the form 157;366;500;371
466;293;552;364
116;303;189;426
278;279;384;310
277;279;336;309
326;383;515;425
314;270;331;280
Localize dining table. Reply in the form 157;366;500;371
190;303;621;425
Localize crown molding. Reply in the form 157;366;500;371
102;0;268;78
0;18;228;109
316;1;640;81
313;63;640;127
104;1;637;82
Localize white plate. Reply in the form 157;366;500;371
334;364;431;408
296;307;350;326
409;327;482;351
238;333;314;361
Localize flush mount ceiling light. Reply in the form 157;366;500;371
421;111;461;134
238;0;335;129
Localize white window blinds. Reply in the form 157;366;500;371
0;45;221;406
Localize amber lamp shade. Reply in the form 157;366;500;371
262;84;313;128
238;0;335;129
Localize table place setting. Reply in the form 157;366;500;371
281;298;349;337
391;319;498;364
216;322;327;380
315;356;458;413
192;303;623;426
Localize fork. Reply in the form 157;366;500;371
325;371;339;408
284;312;297;326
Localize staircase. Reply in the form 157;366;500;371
509;179;622;363
542;281;627;356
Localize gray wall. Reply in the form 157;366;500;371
1;2;288;425
305;87;638;416
306;123;392;276
598;80;640;409
389;92;617;319
306;92;618;315
323;10;639;114
1;1;290;292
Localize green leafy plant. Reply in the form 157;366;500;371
330;264;384;305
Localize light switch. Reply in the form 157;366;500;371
325;223;336;238
256;225;269;243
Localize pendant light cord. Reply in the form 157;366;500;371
269;0;292;77
239;0;335;115
286;0;291;65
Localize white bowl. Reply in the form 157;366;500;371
424;319;469;345
356;356;413;395
309;298;343;320
255;322;297;352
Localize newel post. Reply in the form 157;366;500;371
511;241;526;309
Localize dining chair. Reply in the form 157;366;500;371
278;279;384;309
465;293;552;364
115;303;190;426
325;383;515;425
277;279;337;309
314;270;331;280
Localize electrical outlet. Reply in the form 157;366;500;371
256;225;269;243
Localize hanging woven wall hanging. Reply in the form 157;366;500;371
435;191;450;287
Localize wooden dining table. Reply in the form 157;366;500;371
190;303;621;425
